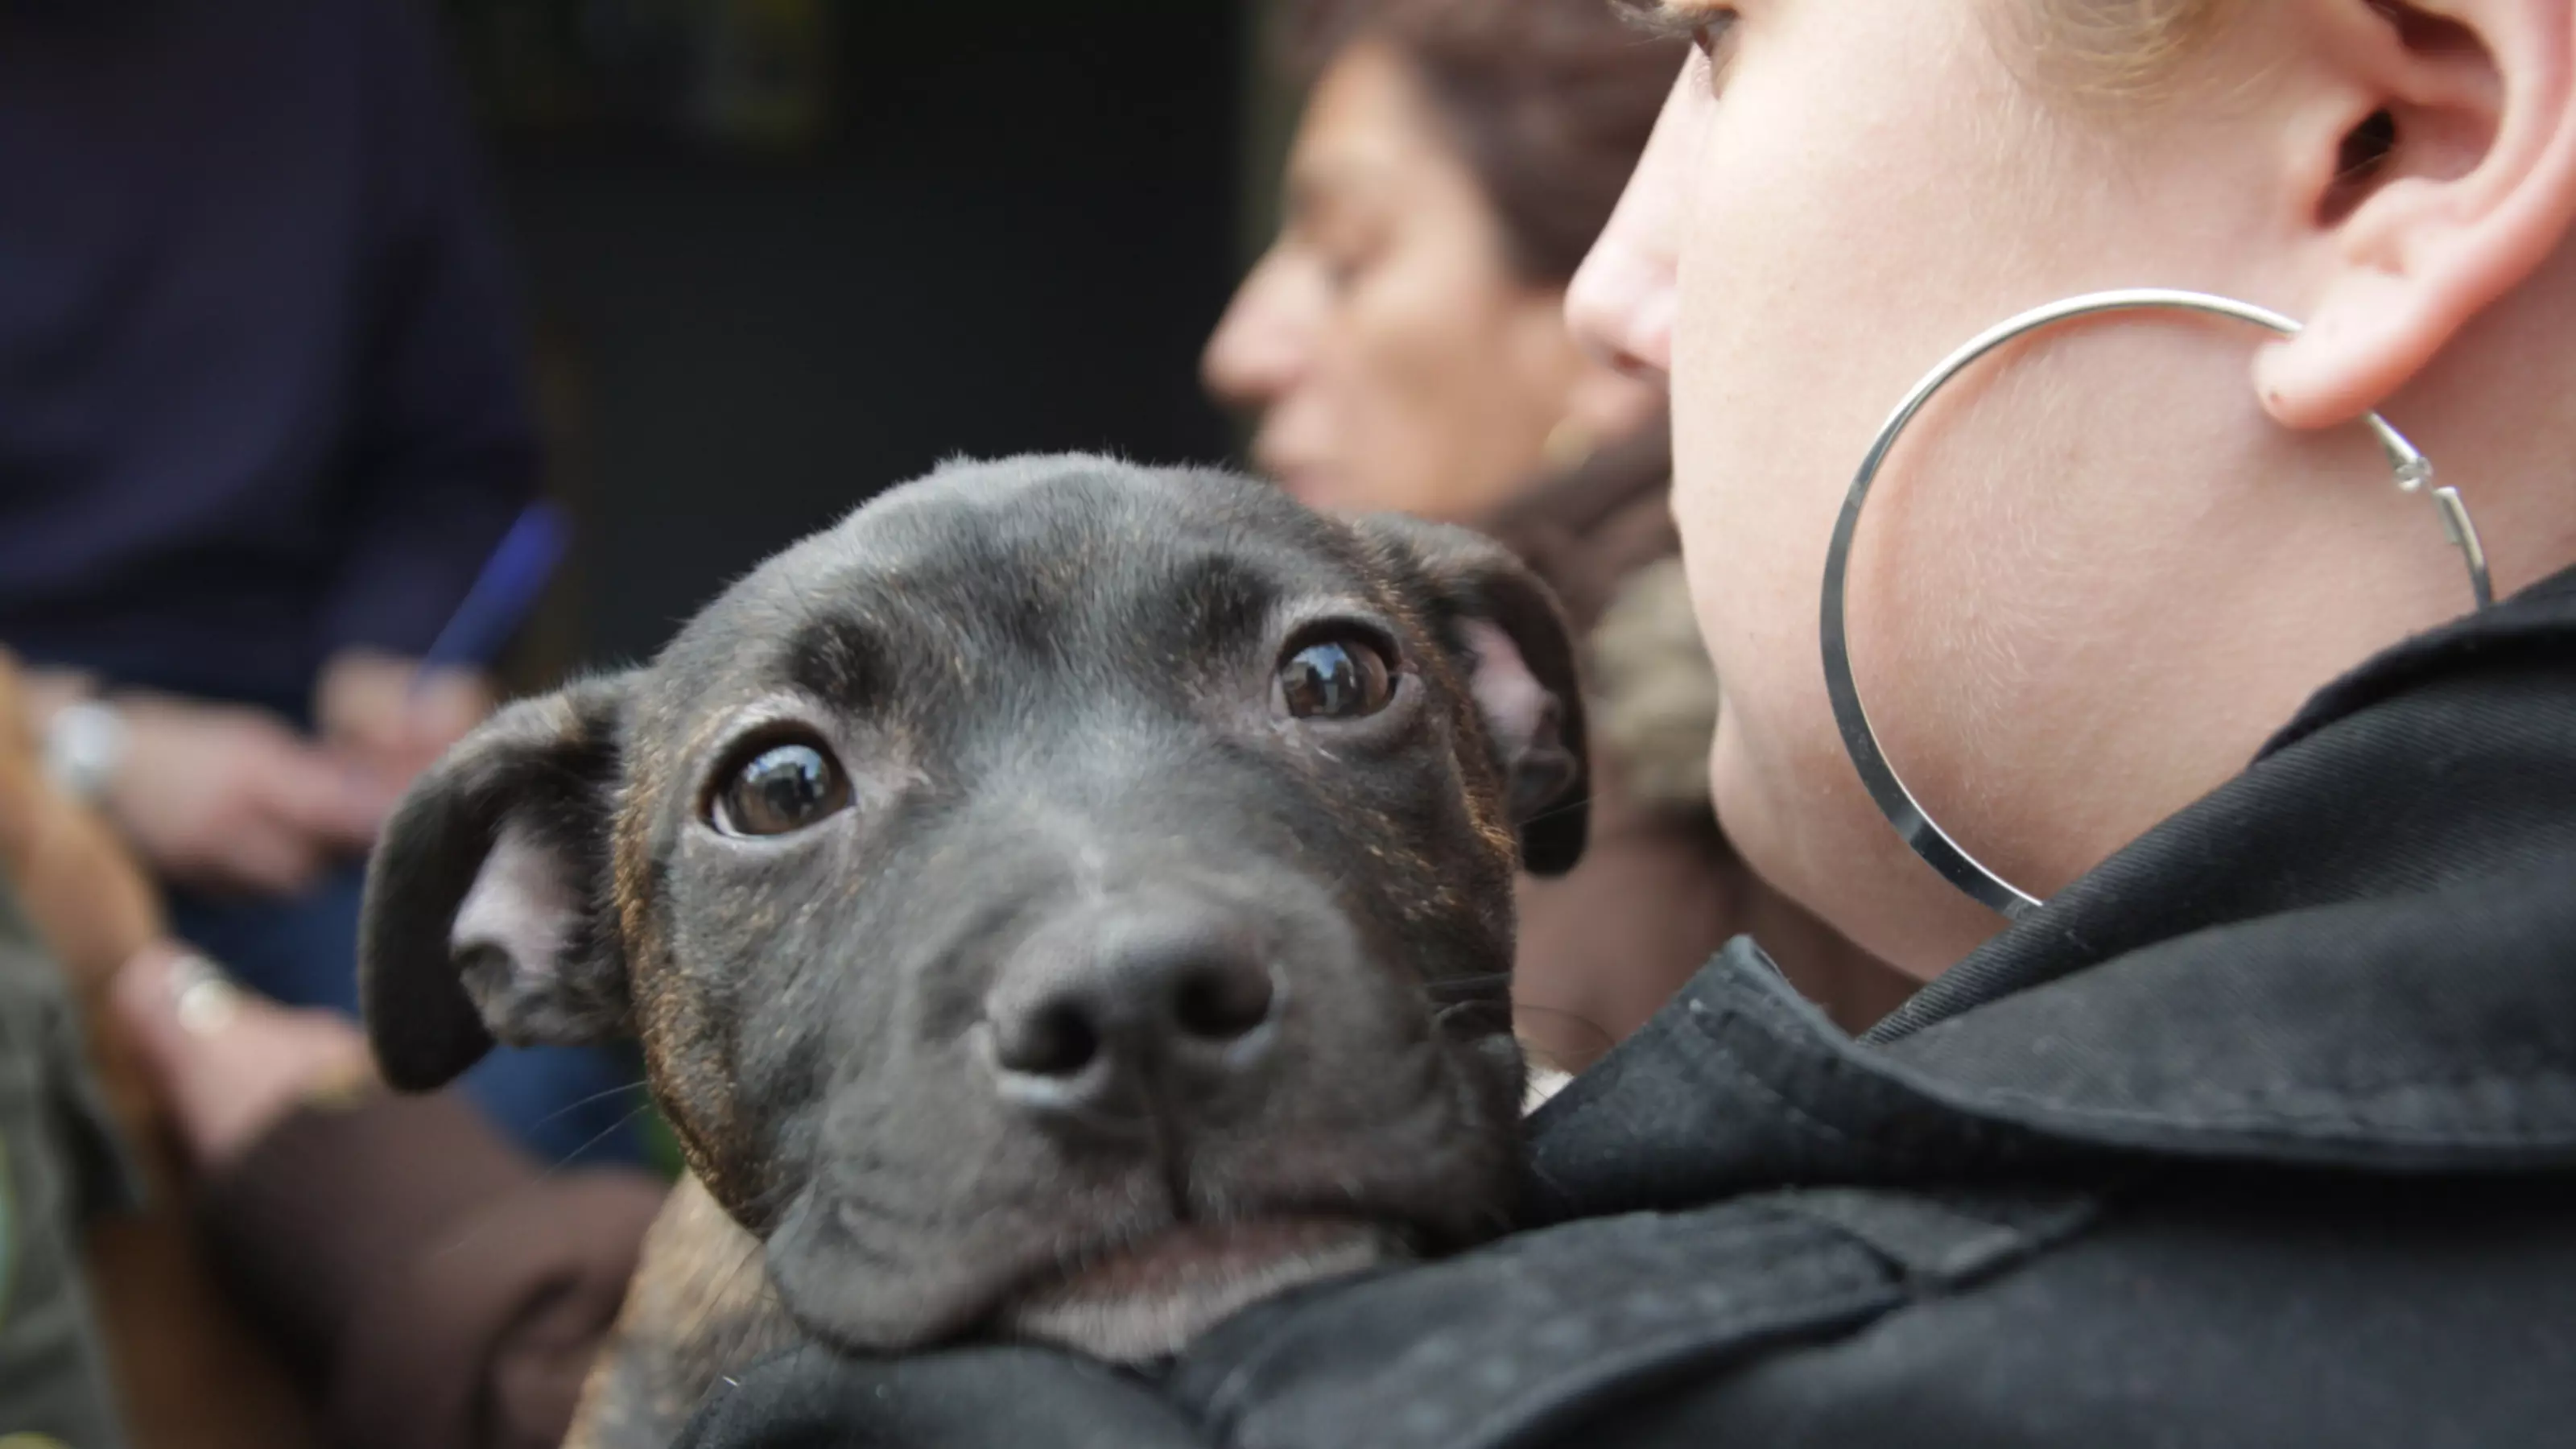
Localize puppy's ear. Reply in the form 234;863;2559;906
1356;514;1590;876
358;672;636;1091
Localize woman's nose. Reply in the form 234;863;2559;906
1202;250;1317;411
1568;68;1691;386
1567;227;1675;385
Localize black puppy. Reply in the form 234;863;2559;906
358;456;1587;1433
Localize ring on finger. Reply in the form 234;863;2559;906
167;953;246;1038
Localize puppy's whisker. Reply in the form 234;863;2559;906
520;1076;654;1133
545;1101;656;1173
428;1101;653;1261
1422;972;1513;1005
1516;791;1600;832
1507;1001;1616;1051
669;1228;777;1366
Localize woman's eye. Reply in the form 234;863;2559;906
1280;636;1395;720
1306;222;1385;299
714;741;852;837
1685;10;1740;86
1316;242;1375;298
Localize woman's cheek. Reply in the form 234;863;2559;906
1353;265;1541;520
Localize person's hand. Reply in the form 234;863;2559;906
316;647;495;795
0;652;163;986
105;695;392;895
109;943;380;1170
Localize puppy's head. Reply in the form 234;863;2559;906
360;456;1587;1360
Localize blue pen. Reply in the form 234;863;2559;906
410;500;572;692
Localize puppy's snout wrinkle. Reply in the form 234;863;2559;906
987;906;1281;1131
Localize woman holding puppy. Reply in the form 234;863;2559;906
687;0;2576;1443
92;0;2576;1441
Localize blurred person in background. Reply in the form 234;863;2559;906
0;643;658;1448
1203;0;1913;1064
0;883;134;1448
2;647;304;1449
0;0;642;1166
105;942;664;1449
0;711;138;1447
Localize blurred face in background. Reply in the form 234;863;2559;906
1204;41;1657;522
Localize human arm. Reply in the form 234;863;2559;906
0;655;163;977
9;651;386;896
111;947;666;1449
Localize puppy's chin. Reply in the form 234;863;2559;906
997;1218;1403;1364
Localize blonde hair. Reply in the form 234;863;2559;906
2014;0;2243;101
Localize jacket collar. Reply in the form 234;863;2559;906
1526;568;2576;1222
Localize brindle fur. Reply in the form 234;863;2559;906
564;1176;795;1449
359;457;1590;1446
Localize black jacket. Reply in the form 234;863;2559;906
678;566;2576;1448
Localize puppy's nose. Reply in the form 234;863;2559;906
987;911;1279;1127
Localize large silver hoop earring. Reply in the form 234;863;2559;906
1819;287;2496;922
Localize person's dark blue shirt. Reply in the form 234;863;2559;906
0;0;539;720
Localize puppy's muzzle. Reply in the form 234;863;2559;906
981;899;1283;1139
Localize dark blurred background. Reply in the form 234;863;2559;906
447;0;1278;675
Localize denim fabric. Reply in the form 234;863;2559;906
169;862;648;1170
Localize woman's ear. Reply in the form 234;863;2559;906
2257;0;2576;427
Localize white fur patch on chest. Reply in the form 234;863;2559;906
1522;1063;1575;1115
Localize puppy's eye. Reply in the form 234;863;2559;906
1279;634;1394;720
714;740;852;838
